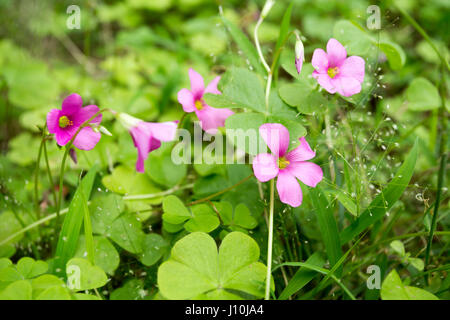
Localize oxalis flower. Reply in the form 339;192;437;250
252;124;323;207
118;113;178;173
47;93;102;150
177;68;234;133
311;38;365;97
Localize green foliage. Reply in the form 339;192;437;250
381;269;438;300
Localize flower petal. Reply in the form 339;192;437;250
252;153;279;182
326;38;347;66
189;68;205;97
72;127;101;150
73;105;102;126
47;109;62;134
276;171;302;207
288;161;323;187
339;56;365;83
55;128;76;147
61;93;83;116
177;88;196;113
204;76;221;95
196;106;234;134
130;126;151;173
335;76;362;97
259;123;290;157
313;71;337;94
311;48;329;73
286;137;316;162
140;121;178;142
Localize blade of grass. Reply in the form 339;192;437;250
340;140;418;244
80;180;95;265
308;186;343;276
278;252;325;300
51;165;98;276
221;15;265;75
272;2;293;81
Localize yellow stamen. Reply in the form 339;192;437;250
278;157;290;170
59;116;73;128
195;99;204;110
327;66;339;78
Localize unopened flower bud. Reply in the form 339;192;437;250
295;38;305;74
261;0;275;19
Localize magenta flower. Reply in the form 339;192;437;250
311;38;365;97
177;68;234;133
118;113;178;173
47;93;102;150
252;124;323;207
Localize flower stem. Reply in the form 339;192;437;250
265;178;275;300
43;138;58;208
34;136;45;221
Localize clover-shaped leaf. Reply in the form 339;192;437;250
157;232;270;300
66;258;108;292
215;201;257;231
381;269;438;300
162;196;220;233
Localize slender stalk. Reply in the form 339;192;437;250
43;138;58;207
34;137;45;220
265;179;275;300
254;17;271;74
123;183;194;201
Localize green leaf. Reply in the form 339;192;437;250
278;252;325;300
139;233;169;267
66;258;108;291
110;279;146;300
36;285;71;300
215;201;257;230
109;213;145;254
278;82;327;115
340;140;418;244
390;240;405;256
90;194;125;235
184;204;220;233
52;165;98;276
162;195;192;224
408;258;424;271
378;41;406;70
0;280;32;300
146;149;187;188
329;190;357;217
221;17;265;75
406;77;442;111
31;274;65;299
333;20;372;56
308;187;343;274
157;232;269;300
381;269;438;300
75;236;120;275
16;257;48;279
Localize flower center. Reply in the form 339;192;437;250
195;99;204;110
59;115;73;128
327;66;339;79
278;156;290;170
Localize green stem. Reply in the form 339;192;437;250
265;179;275;300
124;183;194;201
43;138;58;207
34;136;45;221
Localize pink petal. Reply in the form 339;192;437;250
61;93;83;116
326;38;347;66
313;71;337;94
196;106;234;134
189;68;205;97
72;127;101;150
335;76;362;97
339;56;365;83
252;153;279;182
287;161;323;187
55;128;76;147
276;171;302;207
311;48;329;73
295;58;303;74
204;76;221;95
286;137;316;162
47;109;61;134
259;123;290;157
141;121;178;142
129;124;162;173
177;88;196;113
73;105;102;126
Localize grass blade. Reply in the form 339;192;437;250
278;252;325;300
221;16;265;75
51;165;98;276
272;2;293;79
340;140;418;244
309;186;343;275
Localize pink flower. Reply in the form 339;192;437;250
118;113;178;173
47;93;102;150
295;37;305;74
311;38;365;97
177;68;234;133
252;124;323;207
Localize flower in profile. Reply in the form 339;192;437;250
252;124;323;207
295;36;305;74
311;38;365;97
47;93;102;150
118;113;178;173
177;68;234;133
